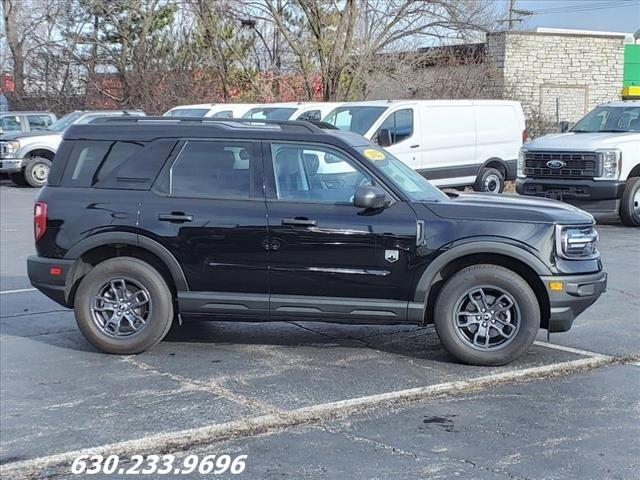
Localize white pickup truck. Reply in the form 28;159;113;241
0;110;144;187
516;101;640;227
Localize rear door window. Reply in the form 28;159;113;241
169;140;255;199
1;115;22;132
26;115;53;130
61;141;145;187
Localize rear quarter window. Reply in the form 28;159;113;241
61;141;145;187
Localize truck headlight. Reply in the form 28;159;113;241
594;149;621;180
517;148;526;178
0;140;20;158
555;225;599;259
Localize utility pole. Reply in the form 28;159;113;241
507;0;516;30
497;0;534;30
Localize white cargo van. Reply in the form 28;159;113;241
323;100;526;192
243;102;343;122
163;103;257;118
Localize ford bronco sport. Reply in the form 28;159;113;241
27;117;606;365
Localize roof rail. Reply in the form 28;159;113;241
90;116;321;133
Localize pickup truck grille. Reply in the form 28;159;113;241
524;151;599;178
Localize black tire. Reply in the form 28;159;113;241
433;264;540;366
8;172;29;186
619;177;640;227
23;157;52;187
74;257;174;354
474;167;505;194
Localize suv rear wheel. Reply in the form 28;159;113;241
433;264;540;366
619;177;640;227
74;257;174;354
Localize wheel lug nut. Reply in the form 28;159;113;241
482;322;487;327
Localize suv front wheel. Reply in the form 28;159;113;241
74;257;174;354
434;264;540;366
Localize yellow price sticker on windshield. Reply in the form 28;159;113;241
363;148;386;161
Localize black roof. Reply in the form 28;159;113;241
63;116;371;147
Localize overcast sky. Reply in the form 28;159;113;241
511;0;640;33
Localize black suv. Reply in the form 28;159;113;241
27;117;607;365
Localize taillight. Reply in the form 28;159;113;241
522;129;529;144
34;201;47;241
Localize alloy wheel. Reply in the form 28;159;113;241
453;285;521;350
91;278;152;338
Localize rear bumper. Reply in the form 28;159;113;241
541;270;607;332
27;256;75;307
0;158;24;174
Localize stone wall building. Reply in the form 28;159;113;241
366;29;627;128
488;30;626;123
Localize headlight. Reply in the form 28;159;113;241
517;148;526;178
595;149;621;180
555;225;599;259
0;140;20;158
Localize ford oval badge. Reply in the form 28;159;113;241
546;160;565;169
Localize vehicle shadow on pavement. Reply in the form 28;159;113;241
162;319;459;365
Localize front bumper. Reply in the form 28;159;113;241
516;178;625;214
27;256;75;307
541;270;607;332
0;158;24;174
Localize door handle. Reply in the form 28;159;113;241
410;144;420;149
158;212;193;223
281;217;317;227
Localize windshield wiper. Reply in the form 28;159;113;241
595;129;631;133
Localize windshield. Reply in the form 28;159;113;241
164;108;210;117
242;107;297;120
571;106;640;133
46;112;85;131
323;106;388;135
356;146;447;202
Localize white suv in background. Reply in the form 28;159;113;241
323;100;526;192
517;101;640;227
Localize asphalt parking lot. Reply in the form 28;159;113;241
1;179;639;479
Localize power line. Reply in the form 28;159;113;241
532;0;639;15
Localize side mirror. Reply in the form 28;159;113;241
354;185;389;209
558;121;571;133
377;128;392;148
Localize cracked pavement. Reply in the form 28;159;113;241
1;180;639;479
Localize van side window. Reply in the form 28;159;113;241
170;141;253;199
62;141;145;187
270;143;371;204
377;109;413;145
211;110;233;118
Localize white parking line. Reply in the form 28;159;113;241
0;354;618;479
533;340;612;359
0;288;37;295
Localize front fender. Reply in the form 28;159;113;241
413;239;552;304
